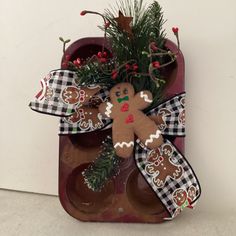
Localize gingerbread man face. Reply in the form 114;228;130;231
99;82;164;158
145;143;183;188
173;189;188;207
61;86;101;105
61;86;85;104
110;83;135;106
188;185;198;202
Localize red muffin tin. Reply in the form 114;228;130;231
58;37;185;223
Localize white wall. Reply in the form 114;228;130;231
0;0;235;213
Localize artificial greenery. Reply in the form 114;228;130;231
69;58;116;88
104;0;166;69
61;1;180;191
82;136;122;192
63;0;174;108
103;0;167;108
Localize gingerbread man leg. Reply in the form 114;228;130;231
134;112;163;149
112;122;134;159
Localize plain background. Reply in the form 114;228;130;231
0;0;236;214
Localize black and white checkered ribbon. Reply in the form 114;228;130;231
147;93;185;136
30;70;201;219
29;70;76;116
135;139;201;219
29;70;111;133
59;87;111;134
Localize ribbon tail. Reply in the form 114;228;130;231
134;138;201;220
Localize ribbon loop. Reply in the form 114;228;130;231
29;70;78;116
29;70;112;133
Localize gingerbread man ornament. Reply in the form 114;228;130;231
99;83;163;158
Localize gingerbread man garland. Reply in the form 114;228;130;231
99;83;163;158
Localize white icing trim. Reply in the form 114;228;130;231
105;102;113;117
140;91;152;103
172;167;183;179
145;129;162;146
114;141;134;149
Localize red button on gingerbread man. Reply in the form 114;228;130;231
99;83;163;158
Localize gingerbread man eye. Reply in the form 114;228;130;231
115;91;121;97
123;88;128;94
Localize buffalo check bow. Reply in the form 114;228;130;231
29;69;201;219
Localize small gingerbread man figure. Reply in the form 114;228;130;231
145;143;183;187
99;83;163;158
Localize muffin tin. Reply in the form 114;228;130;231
58;37;185;223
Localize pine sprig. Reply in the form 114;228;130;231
66;56;117;88
104;1;166;65
103;0;167;108
82;136;122;192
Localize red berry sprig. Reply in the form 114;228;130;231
125;63;138;72
97;51;108;63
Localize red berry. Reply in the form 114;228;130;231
103;51;107;58
152;61;160;68
97;52;102;58
112;70;118;79
172;27;179;34
97;51;108;62
80;10;87;16
105;21;111;29
133;64;138;71
125;64;131;70
73;58;81;67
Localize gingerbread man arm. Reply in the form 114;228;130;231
131;90;153;110
99;102;116;119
